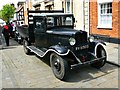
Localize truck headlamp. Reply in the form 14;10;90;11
69;38;76;46
89;36;94;42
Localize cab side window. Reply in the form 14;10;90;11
47;17;54;28
35;18;45;32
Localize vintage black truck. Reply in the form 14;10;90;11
16;10;107;80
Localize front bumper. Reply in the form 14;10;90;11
71;56;106;69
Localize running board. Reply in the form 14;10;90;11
27;46;45;57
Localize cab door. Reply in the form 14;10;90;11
34;16;47;48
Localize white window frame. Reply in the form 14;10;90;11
97;0;113;29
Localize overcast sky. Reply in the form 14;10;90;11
0;0;25;10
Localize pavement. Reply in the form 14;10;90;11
105;42;120;65
0;38;119;88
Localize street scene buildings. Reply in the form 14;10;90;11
15;0;120;43
0;0;120;89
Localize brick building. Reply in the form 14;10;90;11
90;0;120;43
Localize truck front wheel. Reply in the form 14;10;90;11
50;53;69;80
23;39;31;55
91;47;107;69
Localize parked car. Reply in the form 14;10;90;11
16;10;107;80
14;21;25;44
14;30;23;44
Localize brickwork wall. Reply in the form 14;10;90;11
112;0;119;38
118;1;120;38
90;0;120;38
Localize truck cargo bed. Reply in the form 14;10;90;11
16;25;29;38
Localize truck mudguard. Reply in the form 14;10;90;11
49;45;70;56
89;41;107;56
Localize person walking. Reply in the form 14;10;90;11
9;22;13;38
2;24;10;46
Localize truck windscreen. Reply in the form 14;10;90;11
46;15;73;28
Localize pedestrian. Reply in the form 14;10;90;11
9;22;13;38
2;24;10;46
0;25;2;34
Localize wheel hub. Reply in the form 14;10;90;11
54;59;61;72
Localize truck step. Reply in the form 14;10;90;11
27;46;45;57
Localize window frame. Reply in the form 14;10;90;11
97;0;113;29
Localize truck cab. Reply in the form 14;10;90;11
29;13;74;48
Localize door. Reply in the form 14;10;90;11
34;16;47;48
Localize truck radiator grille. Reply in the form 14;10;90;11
75;31;87;45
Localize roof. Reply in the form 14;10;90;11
33;13;73;17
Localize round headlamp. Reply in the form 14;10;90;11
15;31;18;34
69;38;76;46
89;36;94;42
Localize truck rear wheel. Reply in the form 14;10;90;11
23;39;31;55
50;53;69;80
91;47;107;69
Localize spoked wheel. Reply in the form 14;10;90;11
91;47;107;69
23;39;31;55
50;53;69;80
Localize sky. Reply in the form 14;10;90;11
0;0;25;10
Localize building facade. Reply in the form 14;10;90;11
32;0;90;34
16;0;90;34
54;0;90;34
15;2;25;25
15;0;120;43
16;1;32;25
90;0;120;43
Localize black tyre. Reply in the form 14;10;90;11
91;46;107;69
23;39;31;55
50;53;69;80
17;35;22;44
18;39;21;44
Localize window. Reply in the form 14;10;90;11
46;16;73;28
47;17;54;27
64;17;73;25
35;18;45;32
66;0;70;13
98;2;112;28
